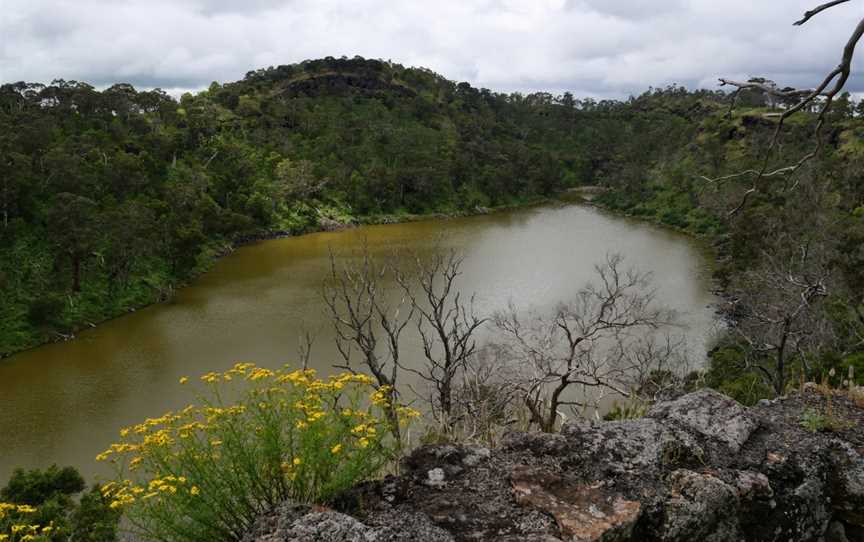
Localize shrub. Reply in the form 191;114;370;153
1;467;84;507
603;397;649;421
0;502;51;542
25;296;65;329
704;347;774;405
798;407;851;433
0;466;118;542
98;363;419;542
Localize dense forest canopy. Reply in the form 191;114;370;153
1;56;863;402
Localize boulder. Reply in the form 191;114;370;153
244;389;864;542
510;466;640;542
646;389;758;453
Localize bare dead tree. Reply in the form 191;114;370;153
706;1;864;215
296;329;316;371
619;333;693;402
394;250;487;432
492;254;675;432
726;239;832;394
449;344;524;444
322;244;414;440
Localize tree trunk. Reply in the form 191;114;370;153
71;254;82;292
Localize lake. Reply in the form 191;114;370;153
0;202;720;482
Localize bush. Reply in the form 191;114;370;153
704;347;774;406
799;407;851;433
603;396;649;421
26;296;65;329
1;467;84;507
1;466;119;542
98;363;419;542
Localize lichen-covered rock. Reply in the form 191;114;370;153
244;389;864;542
830;441;864;526
510;466;640;542
557;417;704;476
646;389;758;453
280;511;374;542
365;508;455;541
243;507;456;542
659;470;740;541
242;502;312;542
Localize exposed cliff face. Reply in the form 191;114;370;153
244;388;864;542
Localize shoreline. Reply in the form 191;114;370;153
1;190;722;362
0;196;554;361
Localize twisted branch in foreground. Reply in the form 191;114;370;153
705;1;863;216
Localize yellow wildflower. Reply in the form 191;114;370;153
331;444;342;454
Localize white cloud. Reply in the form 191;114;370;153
1;0;862;98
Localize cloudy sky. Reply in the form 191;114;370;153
1;0;862;98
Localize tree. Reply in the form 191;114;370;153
1;466;119;542
726;237;831;394
274;158;326;201
322;244;414;440
711;1;864;214
0;134;27;229
46;193;98;292
491;255;674;432
395;250;486;431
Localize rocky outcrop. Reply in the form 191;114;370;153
245;388;864;542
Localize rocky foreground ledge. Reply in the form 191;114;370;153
244;389;864;542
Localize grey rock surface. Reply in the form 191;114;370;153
244;389;864;542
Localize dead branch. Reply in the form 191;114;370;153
394;248;488;432
707;1;863;216
490;254;677;432
322;241;415;440
794;0;853;25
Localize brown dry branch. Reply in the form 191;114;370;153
394;249;488;433
726;238;832;394
490;254;677;432
706;1;863;215
322;242;415;440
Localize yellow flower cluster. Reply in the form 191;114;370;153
0;504;36;520
370;385;392;407
97;361;419;515
101;476;200;510
0;504;54;542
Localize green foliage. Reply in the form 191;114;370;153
1;467;84;506
603;395;650;421
704;347;774;406
799;408;826;432
0;466;119;542
26;296;65;329
99;364;418;542
0;58;584;357
799;407;851;433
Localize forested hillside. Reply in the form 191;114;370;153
1;56;863;401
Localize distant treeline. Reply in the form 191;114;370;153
1;57;862;391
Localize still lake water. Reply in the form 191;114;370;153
0;202;720;481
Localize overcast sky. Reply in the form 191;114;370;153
1;0;862;98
